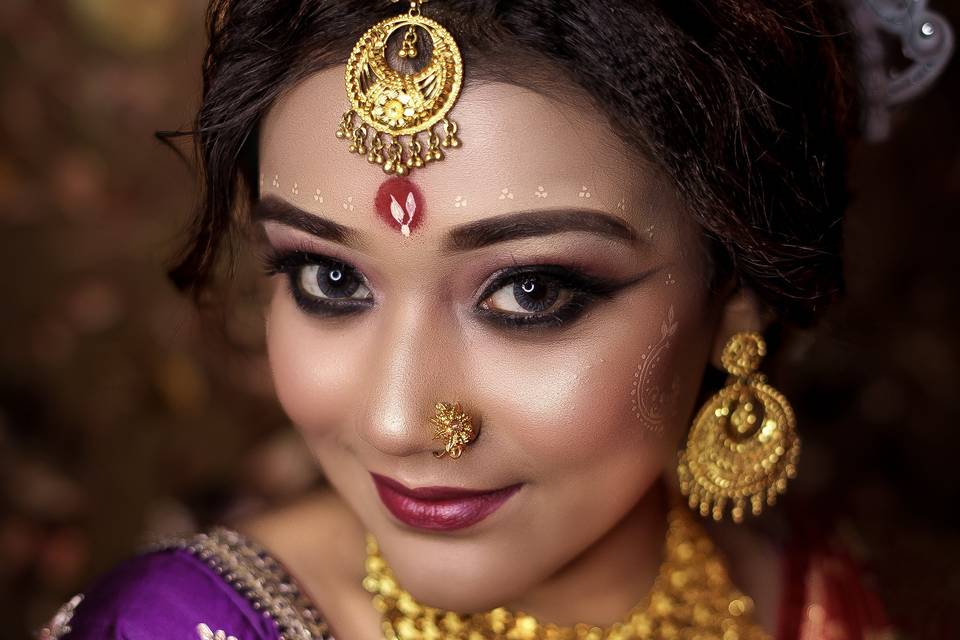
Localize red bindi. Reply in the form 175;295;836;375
374;177;425;237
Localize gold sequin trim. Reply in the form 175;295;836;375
151;527;331;640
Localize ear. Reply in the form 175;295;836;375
709;287;769;369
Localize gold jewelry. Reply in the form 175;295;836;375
362;505;770;639
678;331;800;523
336;0;463;176
430;401;476;459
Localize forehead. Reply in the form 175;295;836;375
259;66;673;226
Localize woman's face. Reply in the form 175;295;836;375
258;67;723;610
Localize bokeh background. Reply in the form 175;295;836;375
1;1;958;638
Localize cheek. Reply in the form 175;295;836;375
468;298;713;484
265;288;361;436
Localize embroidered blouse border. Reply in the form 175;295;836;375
149;527;332;640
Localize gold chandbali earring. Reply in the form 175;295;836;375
335;0;463;176
430;401;476;459
678;331;800;523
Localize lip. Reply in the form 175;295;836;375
371;472;522;531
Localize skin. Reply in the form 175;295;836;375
237;66;782;638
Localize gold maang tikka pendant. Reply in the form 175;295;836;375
335;0;463;176
430;402;475;459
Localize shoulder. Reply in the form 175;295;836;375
38;529;331;640
232;489;367;607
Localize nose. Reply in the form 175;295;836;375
357;301;462;459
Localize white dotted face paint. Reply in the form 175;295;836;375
630;304;681;435
260;176;641;223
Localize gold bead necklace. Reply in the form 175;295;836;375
362;506;771;639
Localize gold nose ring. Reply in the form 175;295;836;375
429;401;476;459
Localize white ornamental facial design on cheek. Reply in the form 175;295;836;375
631;305;682;435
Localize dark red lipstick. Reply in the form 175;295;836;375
371;473;521;531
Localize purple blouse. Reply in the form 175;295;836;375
38;528;331;640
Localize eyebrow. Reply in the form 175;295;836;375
253;196;639;251
443;208;639;251
252;196;363;248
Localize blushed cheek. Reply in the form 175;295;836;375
466;344;651;476
265;292;359;439
467;307;711;481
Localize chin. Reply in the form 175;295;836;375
374;528;541;613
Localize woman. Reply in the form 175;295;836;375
37;0;944;638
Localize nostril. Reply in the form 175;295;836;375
360;418;430;458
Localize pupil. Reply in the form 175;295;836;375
316;263;360;298
513;276;558;312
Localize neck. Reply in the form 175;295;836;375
503;479;670;627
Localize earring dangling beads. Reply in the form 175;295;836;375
678;331;800;523
430;401;476;459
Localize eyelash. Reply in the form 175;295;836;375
473;264;625;329
261;249;631;329
262;249;373;317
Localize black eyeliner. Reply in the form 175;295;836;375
473;264;643;330
261;248;373;317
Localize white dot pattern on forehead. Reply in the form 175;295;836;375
262;175;647;227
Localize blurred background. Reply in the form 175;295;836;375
0;0;958;638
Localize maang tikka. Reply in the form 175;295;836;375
335;0;463;176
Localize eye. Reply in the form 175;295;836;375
298;262;371;301
262;250;373;316
475;265;628;329
481;274;572;315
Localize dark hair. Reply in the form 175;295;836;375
164;0;861;326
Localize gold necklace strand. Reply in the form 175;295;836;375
362;506;771;640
